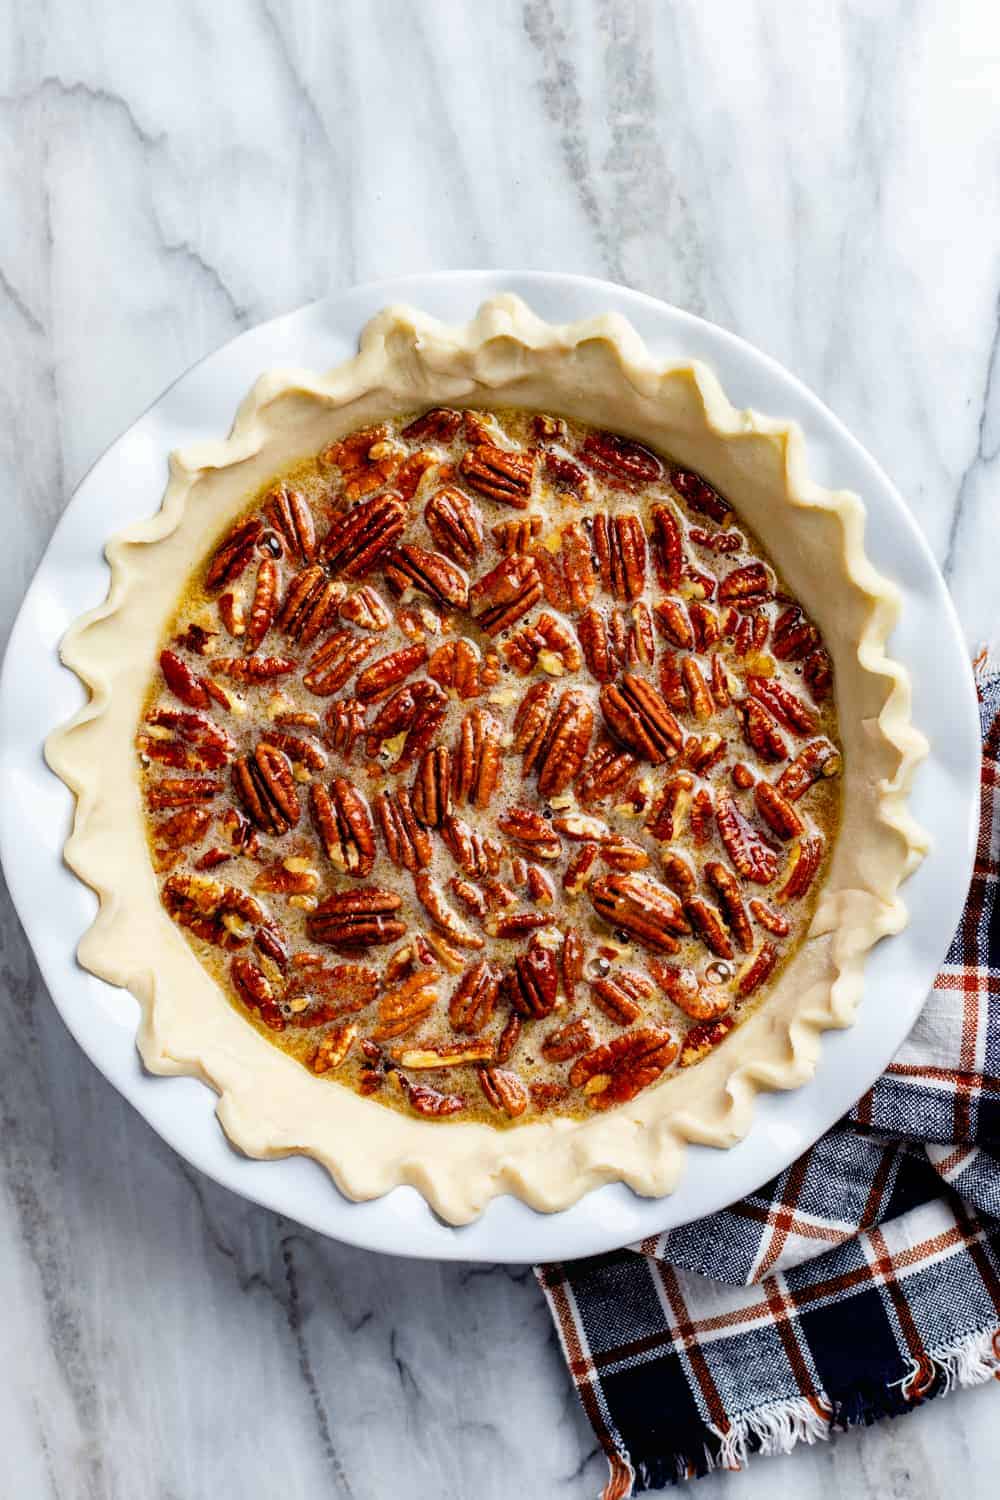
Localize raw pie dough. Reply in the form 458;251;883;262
46;296;928;1224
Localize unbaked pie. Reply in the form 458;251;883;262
47;298;926;1220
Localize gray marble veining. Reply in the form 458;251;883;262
2;2;998;1496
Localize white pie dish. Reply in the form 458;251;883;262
0;270;979;1261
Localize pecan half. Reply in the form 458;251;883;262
658;651;687;712
670;467;731;523
384;543;470;611
311;779;376;876
306;888;407;950
600;673;683;764
536;689;594;798
375;787;433;871
754;781;805;840
231;956;285;1030
320;492;407;577
325;698;367;760
310;1023;358;1073
397;1075;466;1117
503;612;582;677
424;486;484;563
243;559;280;654
575;740;639;806
738;941;779;997
427;637;499;700
660;850;697;901
299;631;371;696
511;680;556;774
339;585;392;632
679;1014;737;1067
413;871;485;949
590;872;689;952
278;565;344;644
682;657;715;720
715;791;779;885
459;443;534;505
776;739;842;801
772;605;820;661
497;805;560;862
569;1027;677;1109
491;515;543;554
441;815;503;878
591;969;654;1025
402;406;463;442
738;699;789;763
232;744;301;834
470;554;543;635
159;649;217;710
411;745;452;828
775;833;825;902
370;968;440;1040
507;934;560;1018
139;709;235;771
146;776;220;810
447;712;500;813
654;598;694;649
264;486;316;563
258;729;327;770
205;519;263;592
749;898;790;936
582;431;662;488
718;562;772;607
562;926;584;1004
705;862;753;951
592;511;647;600
650;505;684;590
354;642;428;703
542;1017;595;1062
803;649;833;702
152;806;213;865
162;873;264;948
449;959;502;1034
747;676;818;736
648;960;731;1022
393;1039;495;1069
600;835;650;872
478;1067;528;1117
685;896;734;959
563;842;600;895
576;607;619;684
210;655;297;683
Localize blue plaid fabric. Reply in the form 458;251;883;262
537;665;1000;1497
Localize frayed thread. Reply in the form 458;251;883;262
601;1323;1000;1496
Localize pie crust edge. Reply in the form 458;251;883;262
44;295;929;1224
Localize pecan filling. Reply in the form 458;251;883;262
138;408;842;1124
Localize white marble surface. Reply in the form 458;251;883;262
2;1;999;1495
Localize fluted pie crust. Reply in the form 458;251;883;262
46;296;928;1224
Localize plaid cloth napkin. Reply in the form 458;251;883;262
536;659;1000;1498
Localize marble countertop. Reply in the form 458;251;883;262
2;2;998;1496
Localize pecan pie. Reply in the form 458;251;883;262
137;406;842;1123
48;297;925;1221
